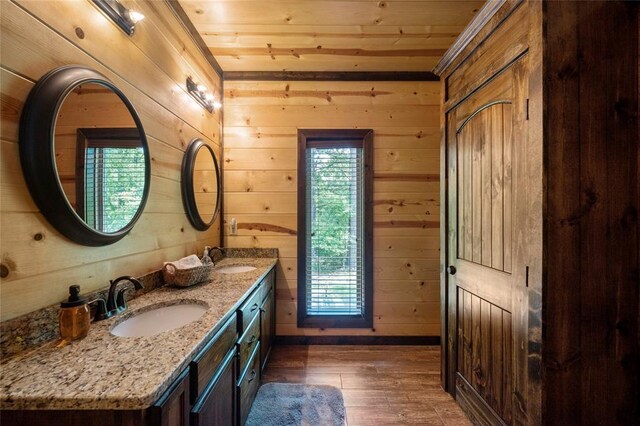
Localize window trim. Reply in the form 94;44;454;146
75;127;142;227
297;129;374;329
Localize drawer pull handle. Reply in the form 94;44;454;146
250;303;259;312
248;370;256;383
248;335;257;345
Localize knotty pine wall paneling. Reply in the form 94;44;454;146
0;0;221;321
223;81;441;337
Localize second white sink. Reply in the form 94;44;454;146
111;302;208;338
216;265;257;274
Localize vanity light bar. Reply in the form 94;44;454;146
92;0;144;36
186;77;221;113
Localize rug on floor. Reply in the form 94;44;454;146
246;383;346;426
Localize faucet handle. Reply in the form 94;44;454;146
116;289;128;312
113;277;144;311
89;298;110;322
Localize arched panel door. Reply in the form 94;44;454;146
445;54;529;425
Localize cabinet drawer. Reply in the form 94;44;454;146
190;314;237;403
237;343;261;426
238;287;263;334
238;312;260;372
257;270;275;303
191;348;236;426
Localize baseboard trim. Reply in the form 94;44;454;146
275;335;440;345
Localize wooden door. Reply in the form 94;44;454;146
446;56;528;425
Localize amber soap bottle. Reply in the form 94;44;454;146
59;285;90;342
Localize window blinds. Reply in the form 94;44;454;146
84;146;145;232
305;146;365;315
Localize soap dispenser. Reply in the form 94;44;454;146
59;285;90;342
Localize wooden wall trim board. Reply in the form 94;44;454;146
0;0;221;320
224;71;439;82
275;336;440;346
433;0;512;76
223;80;441;338
165;0;223;78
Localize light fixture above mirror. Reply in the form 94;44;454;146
186;77;221;113
92;0;144;35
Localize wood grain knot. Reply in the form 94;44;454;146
0;264;9;278
74;27;85;39
33;233;44;241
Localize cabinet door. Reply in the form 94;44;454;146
150;368;190;426
191;348;237;426
260;289;275;372
237;344;261;426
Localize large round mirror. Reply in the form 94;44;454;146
19;66;150;246
181;139;220;231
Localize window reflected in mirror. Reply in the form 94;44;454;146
54;83;145;234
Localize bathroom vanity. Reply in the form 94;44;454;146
0;257;276;426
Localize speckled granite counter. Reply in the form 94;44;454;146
0;257;277;410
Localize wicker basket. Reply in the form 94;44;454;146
162;260;215;287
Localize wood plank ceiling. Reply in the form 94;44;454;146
177;1;485;72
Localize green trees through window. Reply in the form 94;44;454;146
85;146;145;233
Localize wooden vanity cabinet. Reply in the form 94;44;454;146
189;268;275;426
0;267;277;426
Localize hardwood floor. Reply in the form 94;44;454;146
263;345;472;425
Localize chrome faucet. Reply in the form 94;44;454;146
92;276;144;321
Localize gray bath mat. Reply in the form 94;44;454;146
246;383;346;426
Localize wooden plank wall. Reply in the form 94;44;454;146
54;85;137;209
223;80;441;337
0;0;221;321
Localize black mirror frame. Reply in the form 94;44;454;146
19;65;151;246
181;139;221;231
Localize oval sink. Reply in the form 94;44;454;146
216;265;257;274
111;303;208;337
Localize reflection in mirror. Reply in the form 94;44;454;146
193;145;218;224
181;139;220;231
54;83;145;233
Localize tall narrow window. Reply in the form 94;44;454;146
298;129;373;328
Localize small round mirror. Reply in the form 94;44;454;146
19;66;150;246
181;139;220;231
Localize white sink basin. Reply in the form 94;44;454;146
111;303;208;337
216;265;257;274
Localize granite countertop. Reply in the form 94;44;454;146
0;257;277;410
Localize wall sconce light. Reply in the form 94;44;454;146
187;77;221;113
92;0;145;35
